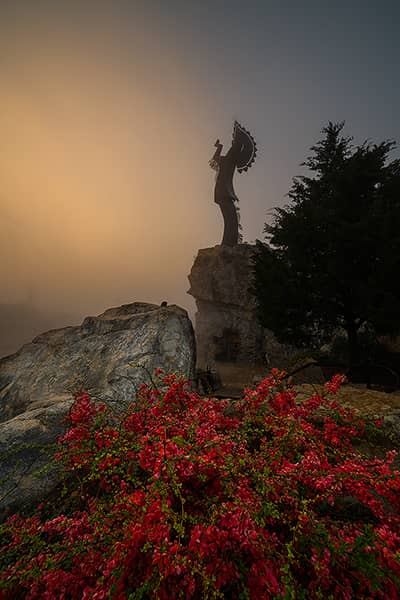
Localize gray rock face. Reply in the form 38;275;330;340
188;245;290;372
0;303;196;423
0;302;195;517
0;395;73;519
188;244;261;367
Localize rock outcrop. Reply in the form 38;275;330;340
0;302;195;423
0;302;196;517
188;244;262;367
188;245;291;388
0;394;73;519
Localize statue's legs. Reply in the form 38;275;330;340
220;198;239;246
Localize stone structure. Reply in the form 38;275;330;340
0;302;195;517
188;244;292;391
188;244;261;366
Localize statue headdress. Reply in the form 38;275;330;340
232;121;257;173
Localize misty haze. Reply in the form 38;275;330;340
1;2;399;357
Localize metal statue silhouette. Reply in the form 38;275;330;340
209;121;257;246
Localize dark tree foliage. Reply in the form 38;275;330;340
254;122;400;366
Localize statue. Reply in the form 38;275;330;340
209;121;257;246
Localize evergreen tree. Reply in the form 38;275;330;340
254;122;400;366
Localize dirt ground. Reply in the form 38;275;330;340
294;383;400;417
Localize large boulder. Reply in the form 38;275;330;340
0;302;196;518
0;394;73;520
0;302;196;423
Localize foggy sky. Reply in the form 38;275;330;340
1;1;399;330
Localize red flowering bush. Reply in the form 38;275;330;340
1;370;399;599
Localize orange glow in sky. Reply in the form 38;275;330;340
1;13;218;318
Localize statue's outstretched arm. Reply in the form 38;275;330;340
209;139;223;170
212;139;223;160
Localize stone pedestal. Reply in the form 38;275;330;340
188;245;272;391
